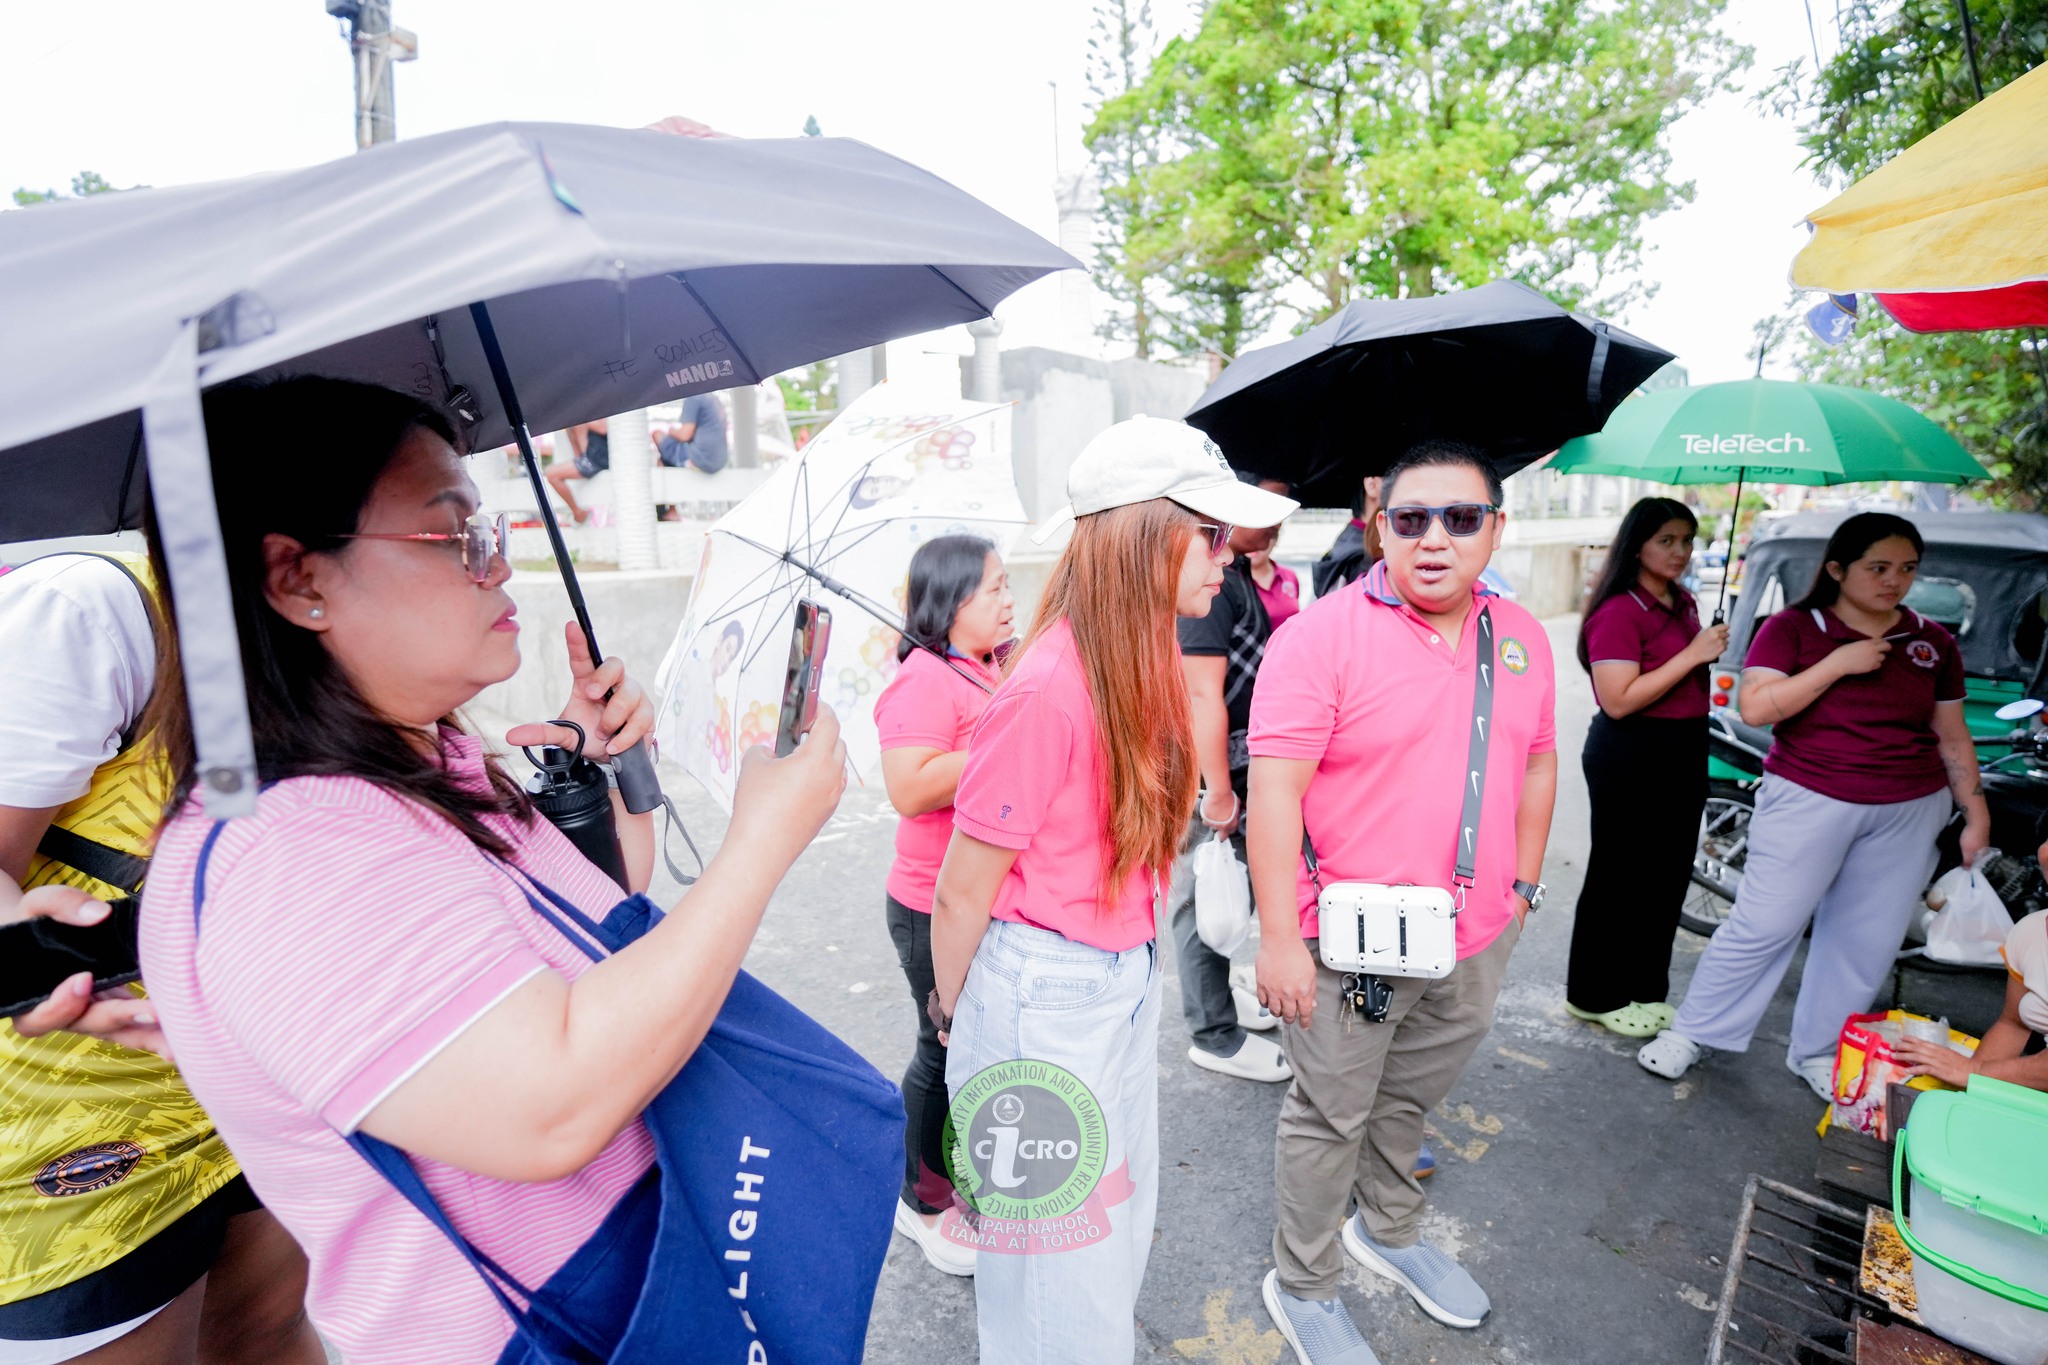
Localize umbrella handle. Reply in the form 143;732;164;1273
471;300;665;815
611;742;663;813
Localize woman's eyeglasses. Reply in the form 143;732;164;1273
1384;503;1498;539
1194;522;1236;559
336;510;510;582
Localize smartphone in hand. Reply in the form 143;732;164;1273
0;897;142;1018
775;599;832;757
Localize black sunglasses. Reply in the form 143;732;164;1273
1384;503;1499;539
1194;521;1235;558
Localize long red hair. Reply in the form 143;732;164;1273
1013;498;1199;907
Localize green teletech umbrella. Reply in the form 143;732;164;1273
1549;377;1984;618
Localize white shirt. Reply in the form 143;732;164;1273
0;555;156;808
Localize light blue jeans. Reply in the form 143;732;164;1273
946;919;1161;1365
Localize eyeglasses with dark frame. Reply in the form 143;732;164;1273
1384;503;1499;539
335;510;511;583
1193;521;1236;559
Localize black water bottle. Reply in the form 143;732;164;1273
522;719;629;888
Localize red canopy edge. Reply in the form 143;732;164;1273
1877;281;2048;333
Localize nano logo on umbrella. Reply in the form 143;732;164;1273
1677;432;1811;457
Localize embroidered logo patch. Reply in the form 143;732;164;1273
35;1141;146;1197
1906;640;1939;669
1499;637;1530;675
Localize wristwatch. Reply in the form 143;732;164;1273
1512;880;1546;912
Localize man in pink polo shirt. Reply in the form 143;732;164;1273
1247;442;1558;1365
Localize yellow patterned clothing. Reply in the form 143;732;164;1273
0;553;236;1306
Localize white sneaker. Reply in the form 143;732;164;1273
1189;1032;1292;1082
893;1199;976;1277
1789;1053;1836;1103
1235;985;1279;1032
1636;1029;1702;1080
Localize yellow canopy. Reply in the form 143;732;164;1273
1793;62;2048;304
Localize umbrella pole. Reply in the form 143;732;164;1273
1714;466;1747;626
470;301;666;813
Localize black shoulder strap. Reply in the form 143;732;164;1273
35;825;149;896
20;553;159;893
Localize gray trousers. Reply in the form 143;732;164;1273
1165;814;1247;1056
1671;774;1949;1067
1273;920;1520;1297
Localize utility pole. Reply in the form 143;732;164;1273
324;1;417;150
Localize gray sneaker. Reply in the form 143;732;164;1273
1341;1214;1491;1328
1261;1269;1383;1365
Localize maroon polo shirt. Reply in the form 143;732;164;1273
1582;586;1710;720
1744;605;1966;804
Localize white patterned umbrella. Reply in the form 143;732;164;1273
655;383;1026;809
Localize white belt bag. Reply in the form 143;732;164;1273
1310;606;1497;981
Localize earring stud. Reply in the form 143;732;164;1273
309;607;325;620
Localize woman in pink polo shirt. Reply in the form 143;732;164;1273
133;377;849;1365
873;533;1013;1277
1639;513;1990;1097
1242;474;1302;627
928;417;1294;1365
1566;498;1729;1038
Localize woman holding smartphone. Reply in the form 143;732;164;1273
930;418;1295;1364
135;377;850;1365
874;534;1013;1276
1566;498;1728;1037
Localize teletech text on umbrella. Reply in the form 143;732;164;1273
1678;432;1812;457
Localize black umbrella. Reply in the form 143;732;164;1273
1184;280;1675;508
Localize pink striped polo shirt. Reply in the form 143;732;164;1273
1249;563;1557;960
139;732;655;1365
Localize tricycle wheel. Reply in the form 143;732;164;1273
1683;780;1754;937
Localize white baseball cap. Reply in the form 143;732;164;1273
1030;416;1299;545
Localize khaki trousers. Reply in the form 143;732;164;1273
1272;918;1519;1298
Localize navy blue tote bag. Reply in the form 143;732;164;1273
191;830;906;1364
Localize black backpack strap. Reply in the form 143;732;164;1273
35;825;149;896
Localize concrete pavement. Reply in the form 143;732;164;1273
620;613;1832;1365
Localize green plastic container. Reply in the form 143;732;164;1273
1893;1077;2048;1365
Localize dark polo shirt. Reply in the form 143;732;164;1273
1744;605;1965;804
1583;586;1710;720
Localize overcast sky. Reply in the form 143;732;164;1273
8;0;1837;389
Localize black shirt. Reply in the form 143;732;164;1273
1177;560;1272;786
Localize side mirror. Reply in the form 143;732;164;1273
1995;698;2045;722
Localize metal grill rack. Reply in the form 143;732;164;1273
1705;1176;1900;1364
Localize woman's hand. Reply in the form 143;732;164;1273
509;622;654;759
7;886;170;1057
1683;623;1731;667
1828;637;1891;677
727;704;847;872
1199;787;1240;836
1960;814;1993;869
1897;1036;1976;1089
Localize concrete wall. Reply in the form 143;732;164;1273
963;347;1209;522
472;568;695;728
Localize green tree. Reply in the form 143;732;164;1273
12;169;130;207
1085;0;1164;357
1773;1;2048;503
1088;0;1742;358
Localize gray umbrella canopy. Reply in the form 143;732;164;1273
0;121;1075;540
0;122;1073;815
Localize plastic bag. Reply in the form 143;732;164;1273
1924;852;2012;967
1193;833;1252;956
1830;1009;1977;1140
